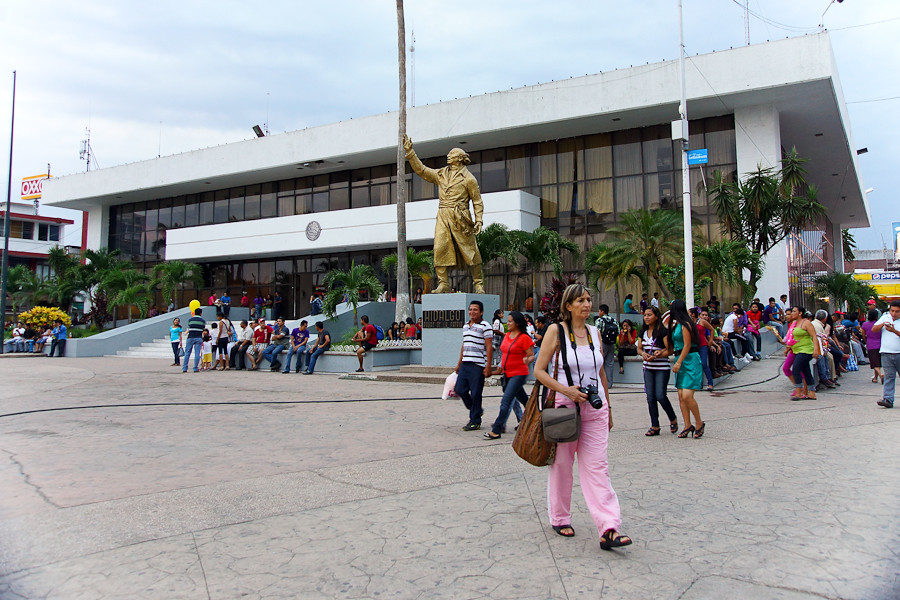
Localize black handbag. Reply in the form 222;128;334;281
542;323;581;443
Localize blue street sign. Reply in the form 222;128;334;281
687;149;708;165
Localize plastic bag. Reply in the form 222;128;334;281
442;371;458;399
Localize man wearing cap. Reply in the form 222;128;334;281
866;299;881;319
403;135;485;294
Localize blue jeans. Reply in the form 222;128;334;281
283;345;308;372
172;341;181;365
491;374;529;434
721;340;735;366
182;337;203;371
643;368;677;428
882;352;900;404
699;346;715;387
262;344;286;366
306;346;327;373
455;362;486;425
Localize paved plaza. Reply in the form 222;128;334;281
0;354;897;600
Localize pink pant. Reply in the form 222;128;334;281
547;399;621;536
782;352;795;378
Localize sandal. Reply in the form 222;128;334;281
677;426;695;438
552;525;575;537
645;428;660;437
600;529;632;550
483;432;501;440
670;420;678;434
705;385;714;392
694;422;705;439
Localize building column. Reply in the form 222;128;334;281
734;105;789;303
85;205;109;252
831;218;844;274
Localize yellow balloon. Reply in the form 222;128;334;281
189;299;201;312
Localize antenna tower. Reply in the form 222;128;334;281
79;127;94;172
743;0;750;45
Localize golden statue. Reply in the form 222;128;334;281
403;135;485;294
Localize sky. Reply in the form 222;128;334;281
0;0;897;252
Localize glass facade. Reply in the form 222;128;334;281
109;115;736;317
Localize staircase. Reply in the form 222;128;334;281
110;338;175;359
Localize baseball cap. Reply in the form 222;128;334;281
867;299;876;305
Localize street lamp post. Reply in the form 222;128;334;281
0;71;16;352
678;1;694;307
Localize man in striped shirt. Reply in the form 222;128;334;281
454;300;493;431
182;308;206;373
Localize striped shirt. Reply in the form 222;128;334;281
462;320;493;367
641;328;670;371
186;315;206;339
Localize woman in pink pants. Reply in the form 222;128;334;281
534;284;632;551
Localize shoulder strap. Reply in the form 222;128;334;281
556;323;576;387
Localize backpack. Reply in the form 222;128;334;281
230;321;237;342
599;316;618;345
374;325;385;341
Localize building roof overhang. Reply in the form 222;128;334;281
41;33;869;228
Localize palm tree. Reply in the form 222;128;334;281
394;0;412;325
152;260;203;309
78;247;123;328
709;147;826;297
584;243;648;311
322;261;385;328
9;266;50;312
45;246;82;313
585;208;684;299
842;229;857;263
103;266;153;324
814;272;876;311
382;248;434;296
508;227;579;318
476;223;519;266
693;239;763;304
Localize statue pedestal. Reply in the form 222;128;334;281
421;294;500;367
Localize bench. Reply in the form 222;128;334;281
247;343;422;373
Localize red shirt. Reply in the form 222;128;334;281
362;323;377;345
241;295;249;307
253;326;272;344
500;332;534;377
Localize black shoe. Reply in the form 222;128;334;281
462;422;481;431
270;361;281;371
877;400;894;408
356;368;364;372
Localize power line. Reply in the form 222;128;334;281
847;95;900;104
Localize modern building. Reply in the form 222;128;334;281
1;200;75;279
42;33;869;316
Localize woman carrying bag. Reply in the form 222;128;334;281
534;283;632;550
484;311;534;440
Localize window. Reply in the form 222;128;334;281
38;223;50;241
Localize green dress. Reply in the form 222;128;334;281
673;323;703;390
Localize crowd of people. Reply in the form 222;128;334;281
3;319;69;357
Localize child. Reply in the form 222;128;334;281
201;330;213;371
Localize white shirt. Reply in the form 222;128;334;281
238;326;253;342
650;297;659;309
723;313;738;334
876;313;900;354
12;327;24;340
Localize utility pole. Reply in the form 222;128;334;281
0;70;17;351
678;1;694;307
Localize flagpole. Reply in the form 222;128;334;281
0;70;17;352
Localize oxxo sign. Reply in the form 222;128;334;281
21;174;51;200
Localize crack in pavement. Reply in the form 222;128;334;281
1;447;61;509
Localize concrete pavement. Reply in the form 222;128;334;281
0;355;897;599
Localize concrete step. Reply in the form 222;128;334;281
399;365;456;375
342;370;501;386
114;350;173;358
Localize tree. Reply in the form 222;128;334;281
103;264;153;324
584;208;684;299
153;260;203;309
322;262;385;328
710;148;826;297
693;239;763;304
382;248;434;297
79;247;123;328
842;229;857;263
45;246;82;313
508;227;579;319
8;266;50;312
813;272;876;312
394;0;411;325
476;223;519;267
658;263;713;307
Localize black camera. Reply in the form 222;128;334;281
580;383;603;410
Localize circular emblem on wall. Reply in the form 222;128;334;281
305;220;322;241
